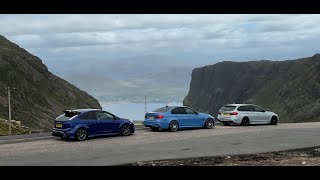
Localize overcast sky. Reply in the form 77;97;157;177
1;14;320;66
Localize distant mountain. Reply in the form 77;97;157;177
0;35;101;131
184;54;320;123
45;54;195;103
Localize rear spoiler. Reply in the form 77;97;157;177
63;110;81;114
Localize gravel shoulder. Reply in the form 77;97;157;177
124;146;320;166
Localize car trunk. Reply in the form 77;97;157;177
145;113;164;120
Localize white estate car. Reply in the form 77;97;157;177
217;104;279;126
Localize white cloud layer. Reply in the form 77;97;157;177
1;14;320;64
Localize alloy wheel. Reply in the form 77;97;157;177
121;124;131;136
76;128;87;141
205;119;214;129
169;121;179;132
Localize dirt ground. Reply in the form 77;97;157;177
124;146;320;166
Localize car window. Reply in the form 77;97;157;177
153;106;172;113
253;106;263;112
184;107;197;114
171;107;187;114
237;106;251;111
237;106;246;111
79;111;97;120
56;111;79;121
248;106;256;112
96;111;115;120
220;106;236;111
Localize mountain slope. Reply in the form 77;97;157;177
0;35;101;131
183;54;320;123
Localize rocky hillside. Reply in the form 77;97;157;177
184;54;320;123
0;35;101;131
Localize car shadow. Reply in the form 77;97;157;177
54;133;134;142
219;124;274;127
148;127;214;132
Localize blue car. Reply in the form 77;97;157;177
143;106;215;132
52;109;135;141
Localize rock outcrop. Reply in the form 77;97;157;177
184;54;320;123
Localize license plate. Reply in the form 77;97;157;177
222;113;230;116
55;123;62;128
148;117;155;120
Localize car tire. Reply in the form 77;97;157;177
270;116;278;125
75;128;88;141
241;117;250;126
150;127;159;131
168;120;179;132
204;118;214;129
222;122;230;126
120;124;131;136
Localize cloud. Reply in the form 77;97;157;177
0;14;320;66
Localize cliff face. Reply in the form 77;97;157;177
184;54;320;123
0;35;101;131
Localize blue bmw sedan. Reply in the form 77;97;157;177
143;106;215;132
52;109;135;141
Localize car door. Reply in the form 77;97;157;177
184;107;202;127
247;105;259;123
253;106;266;123
256;106;270;122
78;111;99;135
96;111;118;134
170;107;188;127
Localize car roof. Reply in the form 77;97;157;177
150;105;189;111
163;105;189;108
224;104;257;106
64;109;101;113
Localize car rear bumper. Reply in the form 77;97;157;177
217;116;241;124
52;128;74;139
143;120;169;129
217;120;240;124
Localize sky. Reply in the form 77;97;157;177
1;14;320;66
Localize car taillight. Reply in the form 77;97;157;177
230;112;238;115
218;112;221;115
155;115;164;119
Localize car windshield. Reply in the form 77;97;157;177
220;106;237;111
152;106;172;113
56;111;79;121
